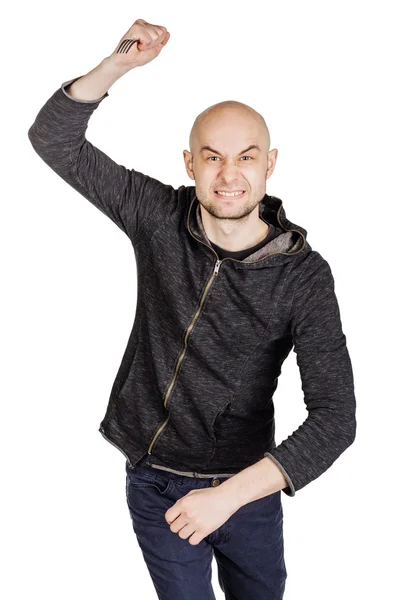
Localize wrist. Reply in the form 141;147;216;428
102;54;137;77
216;481;244;513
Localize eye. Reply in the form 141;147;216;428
207;155;253;161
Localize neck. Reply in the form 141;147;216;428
200;205;269;252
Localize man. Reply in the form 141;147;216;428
28;17;357;600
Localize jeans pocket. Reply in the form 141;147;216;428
127;465;172;495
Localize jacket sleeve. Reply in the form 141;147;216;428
27;76;176;244
264;252;357;497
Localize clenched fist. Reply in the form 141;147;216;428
109;18;170;69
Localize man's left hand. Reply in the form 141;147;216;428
165;485;239;546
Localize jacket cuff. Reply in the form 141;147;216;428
61;76;110;103
264;452;296;497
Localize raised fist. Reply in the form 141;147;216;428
110;18;170;69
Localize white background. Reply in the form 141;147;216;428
2;0;399;598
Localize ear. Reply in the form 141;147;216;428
266;148;278;180
183;149;195;181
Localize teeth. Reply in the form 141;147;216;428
216;191;244;196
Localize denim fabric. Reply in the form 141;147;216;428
125;455;287;600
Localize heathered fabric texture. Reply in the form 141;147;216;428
27;75;357;497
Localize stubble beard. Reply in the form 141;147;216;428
195;184;267;222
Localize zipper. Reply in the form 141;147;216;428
147;195;305;455
111;194;306;460
147;256;223;454
99;425;133;468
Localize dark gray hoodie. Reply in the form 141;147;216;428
27;76;357;497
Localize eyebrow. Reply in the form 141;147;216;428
200;144;261;155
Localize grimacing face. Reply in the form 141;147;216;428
183;101;278;221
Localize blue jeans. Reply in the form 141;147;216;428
125;454;287;599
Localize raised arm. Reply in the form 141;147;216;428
27;18;174;244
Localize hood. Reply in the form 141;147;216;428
185;189;312;270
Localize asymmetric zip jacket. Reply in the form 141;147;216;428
27;76;357;497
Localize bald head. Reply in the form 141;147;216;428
189;100;270;155
183;99;278;223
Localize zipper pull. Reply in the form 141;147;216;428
214;259;222;275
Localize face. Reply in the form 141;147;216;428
183;105;278;221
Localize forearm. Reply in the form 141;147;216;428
218;456;289;510
28;55;131;165
27;62;131;232
64;56;134;101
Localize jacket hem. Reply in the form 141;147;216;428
149;463;236;479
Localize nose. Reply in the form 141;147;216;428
218;160;243;185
